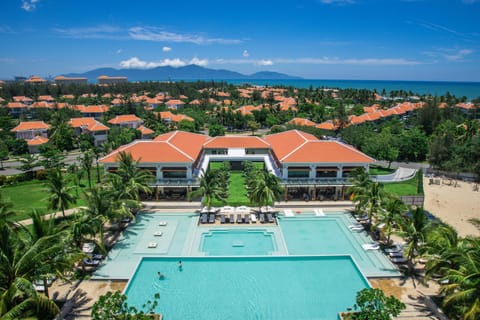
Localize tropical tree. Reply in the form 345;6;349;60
91;290;160;320
189;169;225;210
80;150;94;189
377;195;406;245
353;181;385;221
18;153;38;180
249;170;283;209
350;288;405;320
347;167;372;213
45;168;77;217
396;207;431;288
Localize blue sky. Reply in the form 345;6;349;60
1;0;479;81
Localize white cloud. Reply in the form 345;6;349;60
242;50;249;57
53;25;124;39
256;59;274;66
423;48;473;62
128;26;241;45
444;49;473;61
162;46;172;52
319;0;355;5
21;0;39;12
119;56;208;69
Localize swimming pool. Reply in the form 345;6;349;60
279;214;399;277
125;256;370;320
200;229;276;255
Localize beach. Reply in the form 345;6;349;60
423;176;480;237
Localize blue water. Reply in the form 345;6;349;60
226;79;480;100
125;256;370;320
200;229;276;255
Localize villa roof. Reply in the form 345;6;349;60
68;117;110;132
26;135;49;146
137;125;154;135
100;141;195;163
263;130;318;160
165;99;185;106
288;117;317;127
7;102;27;109
108;114;143;125
203;136;270;149
154;131;210;160
280;140;375;164
11;121;50;132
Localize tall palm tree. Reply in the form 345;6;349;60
80;151;94;190
249;170;283;210
354;181;385;221
45;168;77;217
189;169;225;210
347;167;372;213
377;195;406;245
396;206;430;288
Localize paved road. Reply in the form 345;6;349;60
375;160;430;170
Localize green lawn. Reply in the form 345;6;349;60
212;171;251;207
369;166;396;175
382;176;418;196
1;169;102;222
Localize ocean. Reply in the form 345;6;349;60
225;79;480;100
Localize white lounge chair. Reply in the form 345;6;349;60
283;209;294;217
148;242;158;248
315;209;325;216
362;243;380;250
154;231;163;237
349;225;364;231
158;221;168;226
250;214;257;223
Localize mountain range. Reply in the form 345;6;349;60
63;65;301;82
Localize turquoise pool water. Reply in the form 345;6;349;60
125;256;370;320
200;229;276;255
279;214;398;277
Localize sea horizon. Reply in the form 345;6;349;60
225;79;480;100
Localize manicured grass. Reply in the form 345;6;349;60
369;166;396;175
382;176;418;196
1;169;102;221
211;170;251;207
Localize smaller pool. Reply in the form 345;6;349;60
200;229;276;255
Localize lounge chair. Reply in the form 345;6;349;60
236;214;243;224
315;209;325;216
220;215;226;224
82;258;100;266
148;242;158;248
362;243;380;250
283;209;294;217
259;213;265;223
230;214;235;224
250;213;257;223
200;213;208;224
244;214;250;224
154;231;163;237
390;257;408;264
388;252;405;258
349;225;364;232
159;221;168;226
383;244;404;254
208;214;215;224
267;213;274;223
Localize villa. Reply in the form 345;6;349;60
100;129;374;201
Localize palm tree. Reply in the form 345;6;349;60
354;181;385;221
18;153;38;180
189;169;225;210
396;207;430;288
249;170;283;210
377;195;406;245
347;167;372;213
45;168;77;217
80;151;94;190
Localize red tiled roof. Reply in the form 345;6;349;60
316;121;337;131
288;117;317;127
13;96;33;102
7;102;27;109
154;131;210;160
137;125;154;135
38;95;55;101
100;141;195;163
11;121;50;132
264;130;318;160
281;141;375;164
68;117;110;132
26;135;49;146
158;111;194;122
203;136;270;149
108;114;143;125
165;99;185;106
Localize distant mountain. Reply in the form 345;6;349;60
63;65;302;82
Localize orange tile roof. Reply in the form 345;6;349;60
203;136;270;149
158;111;194;122
68;117;110;132
108;114;143;125
13;96;33;102
288;117;317;127
25;76;46;83
154;131;210;160
235;105;262;116
7;102;27;109
80;105;109;114
38;95;55;101
100;141;195;163
137;125;154;135
316;121;337;131
165;99;185;106
31;101;53;108
281;141;374;163
61;94;75;100
11;121;50;132
456;102;475;110
26;135;49;146
189;99;201;105
363;104;379;113
264;130;318;160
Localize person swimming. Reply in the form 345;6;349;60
178;260;183;270
157;272;165;279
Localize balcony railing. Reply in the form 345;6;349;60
281;178;351;186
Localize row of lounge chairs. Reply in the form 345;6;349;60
199;213;276;224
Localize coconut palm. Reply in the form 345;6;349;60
377;195;406;245
189;169;225;210
80;151;94;189
354;181;385;221
347;167;373;213
249;170;283;210
45;168;77;217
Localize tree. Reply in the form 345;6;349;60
18;153;38;180
377;195;406;245
247;120;260;136
0;141;9;169
81;151;94;189
189;169;225;210
350;288;405;320
91;291;160;320
208;123;226;137
39;143;65;170
248;170;283;209
45;168;77;217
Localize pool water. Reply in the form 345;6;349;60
125;256;370;320
200;229;276;255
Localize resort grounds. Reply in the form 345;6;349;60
46;174;480;319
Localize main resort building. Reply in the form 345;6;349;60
100;129;374;201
